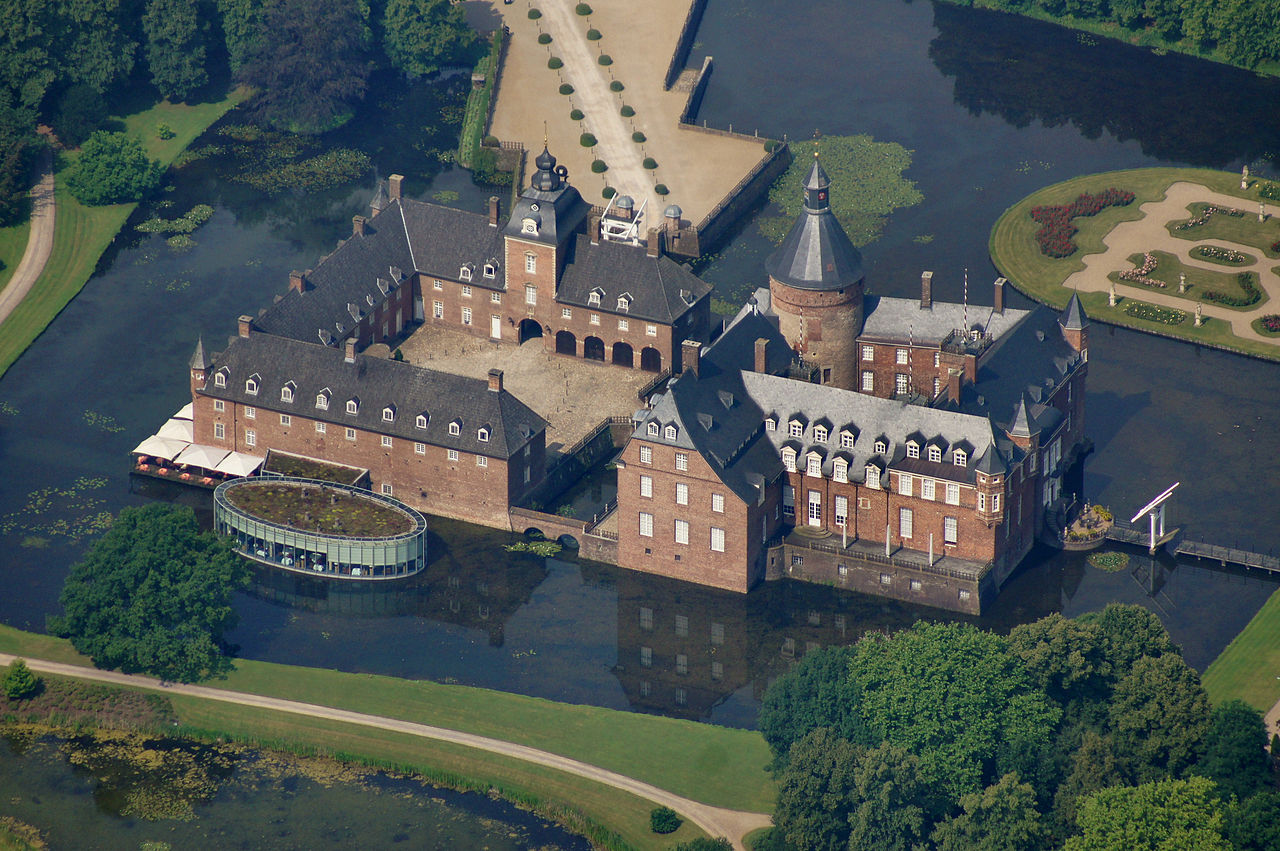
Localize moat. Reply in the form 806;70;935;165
2;0;1280;734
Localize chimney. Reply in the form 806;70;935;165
994;277;1006;314
920;271;933;309
289;270;307;293
388;174;404;202
488;195;500;227
948;368;962;404
488;368;503;392
754;337;769;373
352;215;366;237
589;211;602;245
237;315;252;338
344;337;357;364
647;228;661;258
682;340;702;377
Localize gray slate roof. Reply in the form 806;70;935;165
764;159;865;292
556;235;712;323
402;199;506;289
503;147;591;248
861;296;1029;345
202;333;545;458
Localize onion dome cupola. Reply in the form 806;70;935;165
765;155;865;291
504;145;590;246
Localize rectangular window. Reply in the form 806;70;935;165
710;526;725;552
433;300;443;319
462;307;472;325
807;490;821;524
315;422;326;434
590;313;600;325
639;607;653;630
675;688;687;706
896;347;908;365
214;422;225;439
618;318;629;331
433;279;443;290
712;661;723;681
899;507;914;539
639;512;654;537
381;435;393;448
675;519;689;545
783;484;795;515
245;429;256;447
934;351;941;367
675;452;688;471
959;588;971;601
899;474;913;497
415;442;425;455
921;479;935;501
862;344;874;360
646;324;657;337
525;284;537;305
675;615;688;637
711;492;724;513
280;414;291;426
213;399;225;412
640;475;652;497
381;483;393;496
447;448;459;461
491;291;502;303
880;573;892;585
676;654;688;675
978;492;987;512
946;483;960;505
244;406;256;419
346;427;356;441
525;254;536;274
711;622;725;644
910;578;922;591
561;307;572;319
993;493;1001;512
835;495;848;526
861;371;874;392
639;445;652;464
477;455;488;467
461;285;471;297
895;373;909;395
944;516;958;545
640;646;652;667
675;482;688;505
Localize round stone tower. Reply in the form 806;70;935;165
765;154;866;390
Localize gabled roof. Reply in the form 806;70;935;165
860;296;1029;345
401;199;506;288
200;333;545;458
555;235;712;324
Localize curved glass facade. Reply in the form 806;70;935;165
214;478;427;580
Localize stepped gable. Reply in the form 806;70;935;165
556;236;712;324
400;198;506;288
764;157;865;291
255;201;415;344
503;146;591;247
201;334;545;457
860;295;1029;344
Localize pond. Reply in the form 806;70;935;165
0;0;1279;737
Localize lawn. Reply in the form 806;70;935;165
0;90;248;380
1109;251;1267;312
0;216;30;293
1203;587;1280;713
225;480;415;536
1166;202;1280;257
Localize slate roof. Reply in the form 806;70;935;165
1060;292;1088;330
201;333;545;458
764;159;865;292
401;199;506;289
556;235;712;323
860;296;1029;345
503;147;591;247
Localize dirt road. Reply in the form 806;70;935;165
0;150;55;325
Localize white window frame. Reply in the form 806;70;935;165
213;399;225;412
664;424;677;440
449;421;461;436
214;371;227;388
346;399;359;415
433;300;443;319
710;526;725;552
676;482;689;505
315;421;326;434
414;442;425;455
954;449;967;467
900;474;913;497
646;324;657;337
244;406;256;419
813;425;828;443
562;307;572;319
346;427;357;441
806;454;822;477
477;427;489;442
922;479;936;501
781;448;796;473
639;445;652;464
834;495;848;527
861;371;874;392
214;422;225;439
865;465;881;489
862;344;874;361
525;253;536;274
447;448;459;461
525;284;537;305
618;318;629;332
675;452;688;472
675;518;689;545
462;306;472;326
944;516;958;545
928;445;943;463
381;435;393;448
245;429;256;447
416;414;427;429
639;475;653;498
899;507;914;538
896;347;909;365
906;441;920;459
381;482;394;496
280;413;291;426
477;455;488;467
788;420;803;437
490;291;501;303
383;407;395;422
711;492;724;513
245;376;258;395
946;483;960;505
281;385;294;403
840;430;854;448
639;512;654;537
833;459;848;483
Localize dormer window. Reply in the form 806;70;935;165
953;449;967;467
245;374;259;395
865;464;881;489
781;447;796;473
617;296;630;312
280;382;295;403
874;440;888;455
647;422;660;436
449;420;461;436
483;263;496;279
315;390;330;410
478;426;490;442
664;424;678;440
788;420;803;438
588;291;601;307
415;413;428;429
840;430;855;449
765;418;776;432
346;398;359;415
813;425;828;443
521;217;539;236
928;445;943;463
214;370;227;388
906;441;920;459
806;453;822;477
382;406;395;423
459;265;473;281
833;459;848;483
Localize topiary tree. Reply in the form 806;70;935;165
3;659;41;700
591;159;607;173
632;131;646;143
650;806;682;834
654;183;669;195
537;33;551;44
586;28;602;40
580;132;597;147
620;105;634;117
528;7;541;17
570;109;584;121
548;56;563;69
597;54;612;66
482;135;499;146
559;83;574;95
609;80;624;92
643;157;657;169
602;186;616;199
575;2;592;15
66;132;164;206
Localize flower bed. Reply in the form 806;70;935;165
1203;272;1262;307
1192;245;1251;265
1258;315;1280;334
1029;188;1134;258
1124;302;1186;325
1117;252;1164;288
1173;203;1246;231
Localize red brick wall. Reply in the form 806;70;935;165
769;279;863;390
852;340;953;399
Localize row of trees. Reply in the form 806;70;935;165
949;0;1280;69
757;606;1279;850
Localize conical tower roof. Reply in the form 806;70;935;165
1059;292;1088;330
190;337;211;371
765;156;864;291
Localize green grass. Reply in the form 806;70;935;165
0;89;247;380
0;217;30;293
457;30;504;169
1109;251;1267;311
1166;204;1280;258
1203;588;1280;712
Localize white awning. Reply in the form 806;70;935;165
173;403;194;420
173;444;230;470
215;452;264;477
157;417;195;442
132;435;190;461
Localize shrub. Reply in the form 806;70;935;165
620;105;635;117
591;159;607;173
559;83;574;95
53;83;107;148
555;504;576;517
3;659;41;700
575;2;592;14
580;132;597;147
764;139;781;152
655;183;669;195
602;186;616;199
586;28;602;40
528;7;541;18
537;33;551;44
609;80;624;92
1124;301;1185;325
1029;187;1135;258
569;109;584;121
156;123;175;140
66;131;164;206
650;806;682;834
632;131;646;142
642;157;657;169
598;54;612;65
1203;272;1262;307
1258;181;1280;201
481;135;499;147
548;56;563;69
393;348;405;361
1260;315;1280;334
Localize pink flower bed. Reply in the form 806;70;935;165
1030;188;1135;258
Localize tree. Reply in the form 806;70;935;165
1078;603;1177;683
773;728;863;851
1008;612;1108;705
1065;777;1231;851
238;0;372;132
65;131;163;205
216;0;265;74
48;0;137;94
846;743;936;851
1226;790;1280;851
1108;653;1210;782
1052;731;1127;831
52;83;107;147
932;773;1047;851
382;0;475;78
1195;699;1273;801
0;102;40;226
143;0;208;102
758;644;861;760
48;504;247;682
3;658;41;699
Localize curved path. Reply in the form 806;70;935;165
0;653;772;849
0;150;56;325
1063;182;1280;342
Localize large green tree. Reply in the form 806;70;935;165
65;130;163;205
237;0;371;132
773;728;862;851
846;743;935;851
143;0;208;102
216;0;265;74
1227;790;1280;851
49;504;247;682
0;102;39;226
1065;777;1231;851
382;0;475;78
1195;699;1273;801
1108;653;1210;783
931;773;1047;851
758;644;861;760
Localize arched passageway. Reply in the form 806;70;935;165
611;341;634;367
640;346;662;373
555;330;577;355
583;336;605;361
518;319;543;344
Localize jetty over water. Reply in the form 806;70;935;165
1106;519;1280;574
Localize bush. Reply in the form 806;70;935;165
602;186;616;199
609;80;624;92
156;123;176;141
591;159;607;173
575;2;592;14
559;83;574;95
580;133;597;147
586;28;602;40
53;83;108;148
1124;301;1185;325
632;131;646;143
570;109;584;121
537;33;551;44
528;7;541;18
598;54;612;65
481;134;499;147
1203;272;1262;307
3;659;41;700
1259;315;1280;334
650;806;682;834
655;183;669;195
620;105;635;117
548;56;563;69
642;157;657;169
66;131;164;206
764;139;781;152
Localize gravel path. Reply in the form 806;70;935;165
0;150;55;325
0;653;772;849
1063;182;1280;342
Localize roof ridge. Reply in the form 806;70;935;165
400;201;417;272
